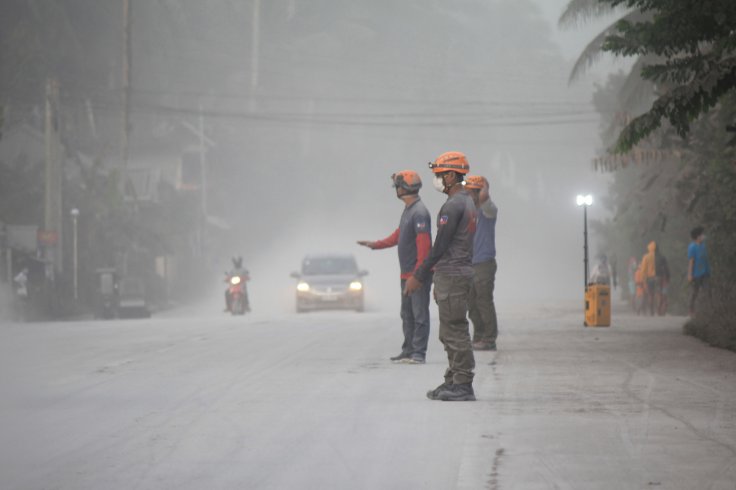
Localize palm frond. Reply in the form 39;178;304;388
558;0;614;29
568;10;649;84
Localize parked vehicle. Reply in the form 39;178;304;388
117;276;151;318
290;254;367;313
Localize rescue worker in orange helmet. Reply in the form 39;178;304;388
464;175;500;351
405;151;477;401
358;171;433;364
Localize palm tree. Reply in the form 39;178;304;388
559;1;656;104
560;0;663;168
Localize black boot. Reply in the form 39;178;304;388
436;382;475;401
426;381;452;400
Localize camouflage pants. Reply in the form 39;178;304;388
468;259;498;343
433;272;475;385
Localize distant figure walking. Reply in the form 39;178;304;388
634;263;645;315
655;247;670;315
610;254;618;290
640;241;657;315
687;226;711;316
627;257;638;311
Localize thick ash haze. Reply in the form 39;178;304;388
0;0;620;317
213;0;613;315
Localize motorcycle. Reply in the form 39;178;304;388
225;273;250;315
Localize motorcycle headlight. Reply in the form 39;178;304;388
230;276;241;285
297;282;310;292
349;281;363;291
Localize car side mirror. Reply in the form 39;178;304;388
358;270;369;277
290;272;301;279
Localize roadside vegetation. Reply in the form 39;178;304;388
563;0;736;350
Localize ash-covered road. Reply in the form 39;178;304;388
1;304;735;489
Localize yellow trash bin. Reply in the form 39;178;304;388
585;284;611;327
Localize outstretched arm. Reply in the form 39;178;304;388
357;228;400;250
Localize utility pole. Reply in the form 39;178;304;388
251;0;261;93
249;0;260;114
44;78;63;275
199;103;207;217
122;0;131;181
71;208;79;300
583;204;589;291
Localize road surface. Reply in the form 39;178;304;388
1;303;735;489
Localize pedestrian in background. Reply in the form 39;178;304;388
405;151;477;402
610;254;618;290
464;175;499;352
655;246;671;315
627;257;638;311
687;226;711;316
634;263;645;315
640;241;657;315
358;171;432;364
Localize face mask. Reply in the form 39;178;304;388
433;175;445;193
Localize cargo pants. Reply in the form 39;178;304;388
433;272;475;385
468;258;498;343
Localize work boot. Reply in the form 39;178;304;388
426;381;452;400
436;383;476;401
472;340;496;351
390;352;410;362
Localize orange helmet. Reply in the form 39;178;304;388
428;151;469;174
464;175;486;190
391;170;422;192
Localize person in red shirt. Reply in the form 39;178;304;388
358;170;432;364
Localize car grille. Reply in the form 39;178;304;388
311;285;348;294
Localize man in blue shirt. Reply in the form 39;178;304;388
465;175;499;351
687;226;711;315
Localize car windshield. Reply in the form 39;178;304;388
302;257;358;275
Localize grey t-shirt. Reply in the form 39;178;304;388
414;190;476;281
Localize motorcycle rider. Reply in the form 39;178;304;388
225;256;250;313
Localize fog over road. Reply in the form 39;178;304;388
1;304;735;490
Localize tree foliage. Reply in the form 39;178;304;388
599;0;736;152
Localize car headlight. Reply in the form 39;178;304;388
297;282;310;292
349;281;363;291
230;276;241;285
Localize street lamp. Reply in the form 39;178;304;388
70;208;79;301
576;194;593;290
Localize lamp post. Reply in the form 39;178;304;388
576;194;593;290
70;208;79;300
